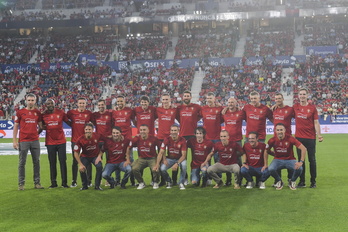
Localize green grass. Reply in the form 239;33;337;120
1;134;348;232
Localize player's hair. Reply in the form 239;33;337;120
98;99;105;104
248;131;259;138
161;93;170;98
84;122;94;129
116;95;125;99
195;126;206;137
298;88;309;94
26;93;37;100
249;91;259;97
77;97;87;102
183;90;191;96
207;92;215;97
112;126;122;133
170;124;180;129
140;95;150;102
220;130;229;135
275;92;284;98
140;124;149;128
45;98;55;105
275;123;286;128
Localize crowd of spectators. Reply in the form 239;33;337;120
302;22;348;54
174;28;239;60
292;55;348;116
140;4;186;17
13;0;37;10
244;29;295;57
36;32;117;63
17;64;111;112
70;8;130;19
107;65;195;108
42;0;104;10
200;62;283;107
118;35;169;61
0;70;34;119
226;0;272;12
0;36;42;64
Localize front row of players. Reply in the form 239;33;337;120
74;122;307;191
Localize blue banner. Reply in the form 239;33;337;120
306;46;338;56
78;54;98;66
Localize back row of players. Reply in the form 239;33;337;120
13;89;323;191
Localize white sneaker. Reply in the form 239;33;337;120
246;181;254;189
137;182;146;190
259;182;266;189
153;182;159;189
179;183;185;190
289;181;297;190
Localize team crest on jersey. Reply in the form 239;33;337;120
95;139;97;143
285;142;288;146
204;145;206;149
260;110;263;114
57;115;60;118
280;110;283;113
307;109;311;113
230;148;233;152
149;142;152;146
177;144;181;148
236;114;239;117
191;107;194;110
106;116;109;119
170;111;174;115
285;110;288;114
125;112;128;115
85;114;87;118
259;149;262;153
121;144;124;147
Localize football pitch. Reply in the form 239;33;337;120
0;134;347;232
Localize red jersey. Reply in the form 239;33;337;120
134;106;157;136
160;136;187;160
267;135;302;160
223;109;245;142
243;142;266;168
293;103;319;139
130;135;160;159
273;106;294;136
15;108;42;142
156;107;177;140
213;141;243;165
187;138;214;169
74;133;103;158
243;104;273;140
202;105;223;140
177;103;202;137
67;109;93;143
42;109;68;145
103;137;130;164
92;111;113;137
112;107;135;140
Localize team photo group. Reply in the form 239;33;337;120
13;87;323;191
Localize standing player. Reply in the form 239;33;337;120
128;124;161;189
13;93;44;190
241;132;270;189
67;97;93;187
74;123;103;190
134;95;157;135
202;130;243;189
187;127;214;187
112;95;135;185
272;93;294;136
267;123;307;190
177;90;202;140
102;126;131;189
293;88;323;188
92;99;113;137
243;91;273;143
176;90;201;184
222;97;246;185
156;94;177;141
154;125;187;190
42;99;69;188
